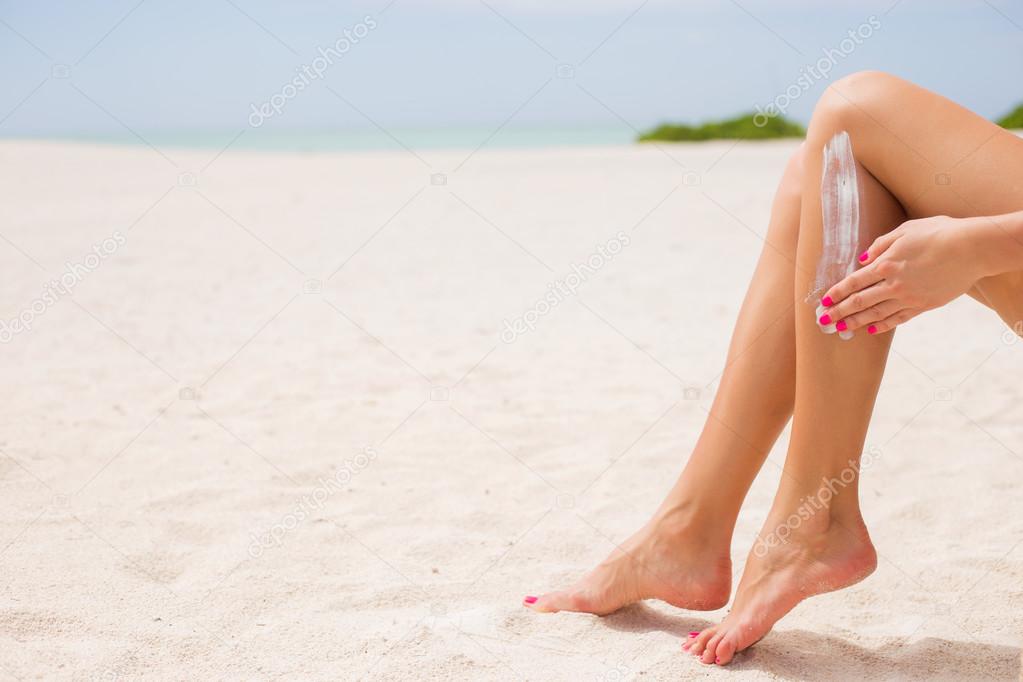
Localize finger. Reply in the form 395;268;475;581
821;263;885;309
820;282;893;326
865;309;916;335
859;227;904;265
839;299;905;332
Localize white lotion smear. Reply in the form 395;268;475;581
814;131;860;341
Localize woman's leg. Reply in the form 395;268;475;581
689;71;1023;665
527;145;807;614
688;115;905;665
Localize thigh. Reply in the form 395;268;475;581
819;71;1023;325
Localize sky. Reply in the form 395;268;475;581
1;0;1021;143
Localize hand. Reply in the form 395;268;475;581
820;216;988;335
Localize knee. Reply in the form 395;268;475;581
808;70;903;138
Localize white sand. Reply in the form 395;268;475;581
0;139;1020;680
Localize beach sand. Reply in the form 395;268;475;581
1;139;1020;680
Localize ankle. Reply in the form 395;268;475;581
648;501;734;549
761;491;868;547
774;469;866;524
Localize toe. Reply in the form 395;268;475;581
681;631;700;650
715;635;738;665
689;628;715;657
732;617;769;653
525;591;568;613
527;589;602;614
701;633;723;664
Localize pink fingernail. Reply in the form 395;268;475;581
859;251;869;262
822;295;834;307
689;631;699;637
868;324;877;334
819;314;831;325
836;320;848;331
523;596;537;604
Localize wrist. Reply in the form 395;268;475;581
963;213;1023;278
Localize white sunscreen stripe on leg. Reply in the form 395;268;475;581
814;131;860;340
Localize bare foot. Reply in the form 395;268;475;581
524;513;732;616
683;510;877;665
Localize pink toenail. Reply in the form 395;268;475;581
859;251;869;262
689;631;699;637
819;314;832;325
868;324;877;334
523;596;537;604
716;657;721;664
836;320;848;331
822;295;834;307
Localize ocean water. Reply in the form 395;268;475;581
9;126;636;153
